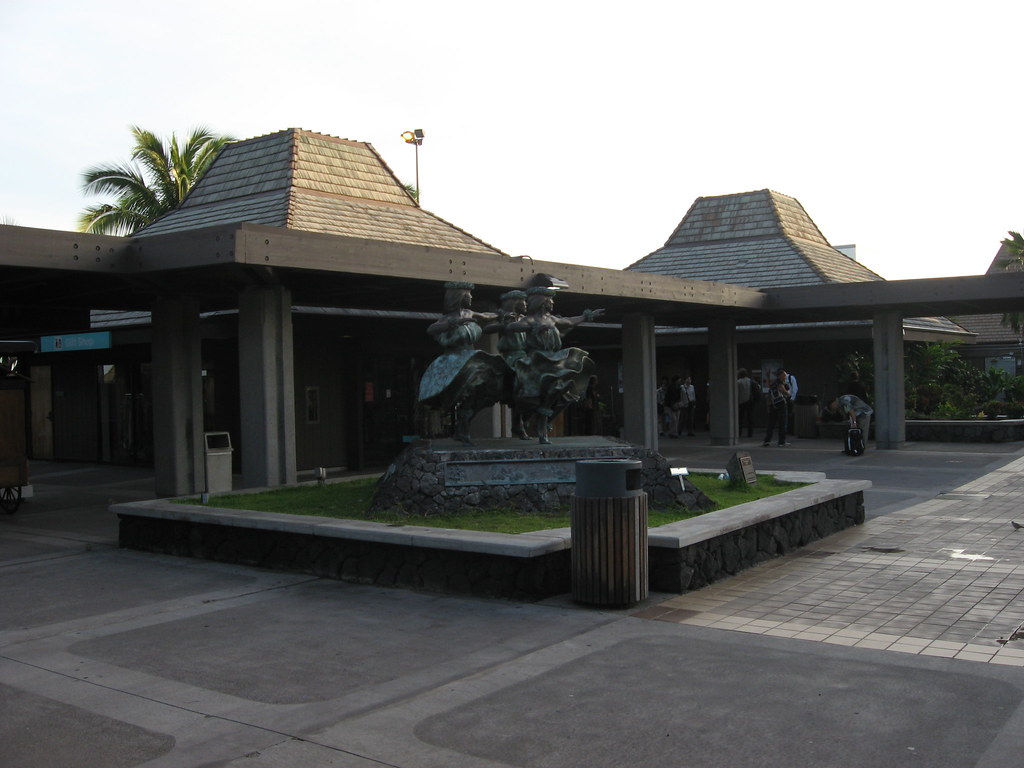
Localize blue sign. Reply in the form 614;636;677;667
40;331;112;353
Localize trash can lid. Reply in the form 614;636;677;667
575;459;644;498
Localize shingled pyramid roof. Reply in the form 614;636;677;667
627;189;883;287
136;128;506;255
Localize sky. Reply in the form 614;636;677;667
2;0;1021;281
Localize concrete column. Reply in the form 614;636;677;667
239;286;297;488
873;310;906;449
708;318;738;446
151;296;204;497
622;313;658;449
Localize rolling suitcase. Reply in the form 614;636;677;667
844;427;865;456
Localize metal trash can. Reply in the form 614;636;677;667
571;459;648;606
203;432;233;493
794;394;819;439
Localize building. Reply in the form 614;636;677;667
627;190;974;428
3;134;1023;497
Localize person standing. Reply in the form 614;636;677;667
762;369;791;447
783;369;799;436
737;368;754;438
657;377;668;436
679;376;697;436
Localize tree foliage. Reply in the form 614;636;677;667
999;231;1024;333
78;125;232;235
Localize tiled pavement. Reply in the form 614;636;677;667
636;454;1024;666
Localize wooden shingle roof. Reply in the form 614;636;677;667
627;189;883;287
136;129;506;255
627;188;971;337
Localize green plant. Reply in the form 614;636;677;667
1005;376;1024;402
982;400;1006;418
1004;401;1024;418
934;400;974;419
909;382;943;415
904;342;986;417
836;351;874;392
979;367;1012;402
79;125;233;235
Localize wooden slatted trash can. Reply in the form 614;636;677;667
571;459;648;606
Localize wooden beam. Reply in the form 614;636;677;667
0;225;135;272
767;273;1024;316
234;224;768;312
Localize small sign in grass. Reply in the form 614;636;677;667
177;472;805;535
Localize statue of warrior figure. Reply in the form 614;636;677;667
484;289;532;440
417;282;509;444
506;287;605;444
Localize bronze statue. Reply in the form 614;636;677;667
419;283;604;445
417;282;508;444
507;287;605;444
485;289;531;439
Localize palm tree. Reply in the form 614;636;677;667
998;231;1024;333
78;125;232;235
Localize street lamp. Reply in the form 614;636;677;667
401;129;424;200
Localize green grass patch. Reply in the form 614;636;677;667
177;472;806;534
686;473;804;512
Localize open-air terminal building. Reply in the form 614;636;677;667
2;129;1022;496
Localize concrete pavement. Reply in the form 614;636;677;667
3;440;1024;767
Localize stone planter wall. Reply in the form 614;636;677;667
819;419;1024;443
118;515;571;601
904;419;1024;443
114;477;868;602
649;490;864;593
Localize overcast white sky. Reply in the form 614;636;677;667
2;1;1021;280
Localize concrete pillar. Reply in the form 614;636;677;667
239;286;297;488
151;296;204;497
622;313;658;449
708;318;738;446
873;310;906;449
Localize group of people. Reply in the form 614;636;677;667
418;281;604;445
736;366;874;451
657;375;697;437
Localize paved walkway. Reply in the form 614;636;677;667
4;444;1024;767
637;455;1024;665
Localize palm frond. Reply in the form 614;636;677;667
997;231;1024;270
78;125;232;234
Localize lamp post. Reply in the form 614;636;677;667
401;129;424;200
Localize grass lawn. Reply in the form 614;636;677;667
180;473;805;535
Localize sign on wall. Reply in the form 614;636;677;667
40;332;111;353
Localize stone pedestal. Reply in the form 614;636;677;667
369;436;712;517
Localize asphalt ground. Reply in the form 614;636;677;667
658;433;1024;518
2;439;1024;768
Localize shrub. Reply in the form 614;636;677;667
934;400;975;419
979;368;1012;402
1005;377;1024;403
1004;401;1024;419
982;400;1006;418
